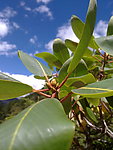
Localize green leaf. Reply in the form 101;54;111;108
95;35;113;56
70;16;98;50
68;0;97;73
66;73;96;87
107;16;113;36
65;39;93;56
73;59;88;77
0;98;75;150
59;58;88;83
86;107;98;123
18;51;52;77
0;80;32;100
72;78;113;98
59;57;72;83
35;52;62;69
0;72;18;82
65;39;78;52
87;98;100;106
53;39;70;64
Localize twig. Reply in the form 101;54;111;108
57;73;71;89
60;92;72;103
33;89;51;98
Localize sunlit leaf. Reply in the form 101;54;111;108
68;0;97;73
0;98;75;150
18;51;52;77
35;52;62;69
72;78;113;98
107;16;113;36
95;35;113;56
71;16;98;49
0;80;32;100
53;39;70;64
66;73;96;87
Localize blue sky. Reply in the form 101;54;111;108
0;0;113;89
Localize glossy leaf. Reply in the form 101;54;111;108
95;35;113;56
72;78;113;98
68;0;97;73
66;73;96;87
35;52;62;69
0;98;75;150
18;51;52;77
0;80;32;100
107;16;113;36
53;39;70;64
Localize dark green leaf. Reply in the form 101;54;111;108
0;98;75;150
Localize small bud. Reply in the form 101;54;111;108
51;79;57;86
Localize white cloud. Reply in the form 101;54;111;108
45;40;53;50
12;22;20;29
34;5;53;19
0;21;9;38
94;20;108;37
36;0;52;4
0;7;17;18
45;22;79;50
24;6;32;12
29;35;38;44
0;41;17;56
56;23;79;42
20;1;26;6
5;73;45;90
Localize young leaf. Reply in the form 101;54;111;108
107;16;113;36
53;39;70;64
0;98;75;150
35;52;62;69
95;35;113;56
72;78;113;98
18;51;52;78
0;80;32;100
68;0;97;73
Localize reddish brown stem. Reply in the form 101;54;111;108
60;92;73;103
33;89;50;92
33;89;51;98
58;73;71;89
51;92;57;98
